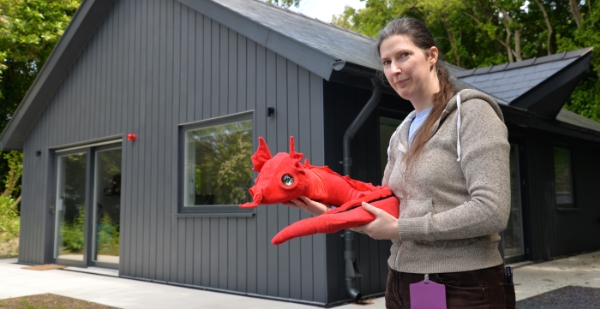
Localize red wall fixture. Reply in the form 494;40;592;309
127;133;137;141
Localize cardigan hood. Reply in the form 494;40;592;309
387;89;504;162
383;88;511;274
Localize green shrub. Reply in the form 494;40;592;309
60;207;85;253
97;213;119;256
0;195;19;241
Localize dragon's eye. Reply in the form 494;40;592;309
281;174;294;186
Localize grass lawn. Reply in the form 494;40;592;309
0;294;120;309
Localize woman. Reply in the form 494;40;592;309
290;17;515;308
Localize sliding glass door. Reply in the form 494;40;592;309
53;144;121;269
54;151;88;264
92;147;121;267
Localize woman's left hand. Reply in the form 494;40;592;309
352;202;400;240
283;196;330;216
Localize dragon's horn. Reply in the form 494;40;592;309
252;137;272;172
289;136;303;164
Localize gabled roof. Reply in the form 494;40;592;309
0;0;597;150
456;48;593;118
178;0;379;78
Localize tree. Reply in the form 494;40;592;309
330;0;600;122
0;0;82;198
263;0;301;8
556;0;600;121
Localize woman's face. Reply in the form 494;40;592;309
379;34;439;109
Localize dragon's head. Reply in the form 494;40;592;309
239;136;309;208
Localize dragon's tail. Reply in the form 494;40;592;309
271;195;399;245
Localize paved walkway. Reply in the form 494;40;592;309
1;251;599;308
511;251;600;300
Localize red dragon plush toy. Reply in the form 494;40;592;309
240;136;399;245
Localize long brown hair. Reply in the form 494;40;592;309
376;18;456;168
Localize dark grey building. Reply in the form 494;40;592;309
0;0;598;306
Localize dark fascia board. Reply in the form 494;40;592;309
511;52;592;117
0;0;117;151
335;60;600;142
329;70;397;97
331;61;474;97
332;60;379;77
330;65;600;143
178;0;337;81
500;104;600;143
528;76;585;118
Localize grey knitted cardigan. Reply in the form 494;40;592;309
383;89;510;274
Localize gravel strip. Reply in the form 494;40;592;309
517;286;600;309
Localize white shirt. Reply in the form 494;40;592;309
408;106;432;147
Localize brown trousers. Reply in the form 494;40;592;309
385;264;516;309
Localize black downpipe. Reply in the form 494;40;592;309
342;77;382;301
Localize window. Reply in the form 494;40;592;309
179;113;254;216
553;146;574;207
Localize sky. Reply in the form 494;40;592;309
287;0;366;23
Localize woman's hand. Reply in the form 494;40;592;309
283;196;330;216
352;202;400;240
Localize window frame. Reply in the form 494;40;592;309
177;111;255;217
553;145;576;210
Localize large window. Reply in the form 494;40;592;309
180;113;254;215
554;146;574;207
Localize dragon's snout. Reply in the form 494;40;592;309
240;188;262;208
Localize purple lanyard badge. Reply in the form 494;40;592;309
409;274;447;309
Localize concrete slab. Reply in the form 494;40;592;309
1;251;599;308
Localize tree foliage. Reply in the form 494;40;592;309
330;0;600;122
0;0;81;202
0;0;81;120
186;120;253;206
0;152;21;241
555;0;600;121
1;151;21;198
263;0;301;8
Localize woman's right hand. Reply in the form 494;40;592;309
283;196;330;216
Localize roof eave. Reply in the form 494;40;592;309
0;0;117;151
510;52;592;118
556;108;600;132
178;0;338;81
501;104;600;143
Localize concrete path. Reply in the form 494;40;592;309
1;251;598;308
512;251;600;301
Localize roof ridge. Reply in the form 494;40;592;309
247;0;375;42
454;47;593;78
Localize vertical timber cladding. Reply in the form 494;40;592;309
19;0;327;303
553;133;600;256
323;80;404;302
525;131;556;261
20;118;45;264
572;141;600;254
525;129;600;261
